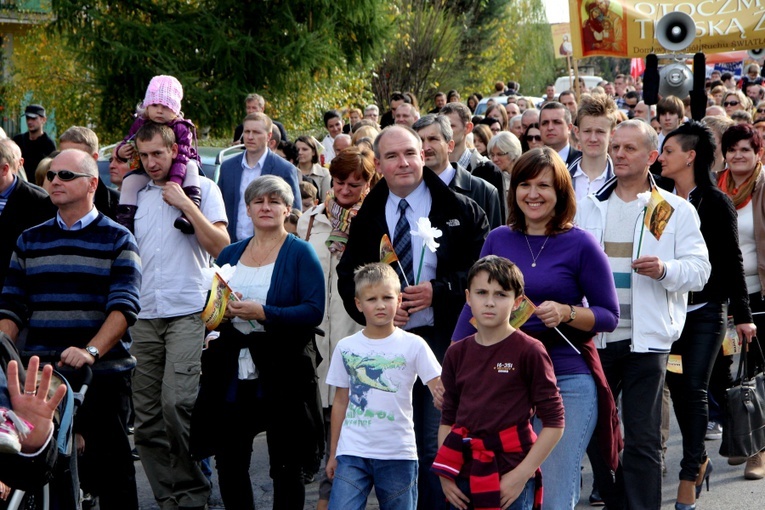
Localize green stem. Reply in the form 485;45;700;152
635;206;646;264
415;246;426;285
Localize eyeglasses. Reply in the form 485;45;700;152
491;151;509;158
724;100;740;107
757;109;765;114
525;135;542;142
625;103;637;109
46;170;93;182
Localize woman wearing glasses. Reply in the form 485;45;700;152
521;123;544;153
723;90;752;118
488;131;522;201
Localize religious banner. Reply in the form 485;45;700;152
551;23;574;59
569;0;765;59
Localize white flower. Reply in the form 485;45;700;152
200;263;237;287
411;217;442;253
636;191;652;208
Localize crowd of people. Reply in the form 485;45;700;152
0;65;764;510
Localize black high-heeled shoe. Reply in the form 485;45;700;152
695;458;713;498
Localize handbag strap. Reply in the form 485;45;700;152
735;336;765;381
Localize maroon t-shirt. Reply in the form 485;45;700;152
441;330;564;475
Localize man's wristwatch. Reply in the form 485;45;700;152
564;305;576;324
85;345;100;361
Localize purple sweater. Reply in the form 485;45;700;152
453;226;619;375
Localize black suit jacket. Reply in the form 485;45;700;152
447;163;502;229
336;168;490;360
565;147;583;168
0;178;56;286
95;180;120;222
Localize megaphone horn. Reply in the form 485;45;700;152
659;62;694;100
656;12;696;52
748;48;765;60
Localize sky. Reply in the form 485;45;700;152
544;0;570;24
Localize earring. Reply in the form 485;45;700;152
687;161;692;167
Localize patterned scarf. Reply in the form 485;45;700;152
432;423;543;510
717;162;762;209
324;190;366;255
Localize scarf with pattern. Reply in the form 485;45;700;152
717;162;762;209
324;190;366;255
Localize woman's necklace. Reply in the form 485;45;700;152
524;234;550;268
249;233;285;267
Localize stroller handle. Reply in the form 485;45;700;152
22;350;94;396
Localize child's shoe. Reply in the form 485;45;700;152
116;204;139;234
173;186;202;234
0;407;34;454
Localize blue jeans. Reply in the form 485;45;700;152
533;373;597;510
451;477;535;510
328;455;418;510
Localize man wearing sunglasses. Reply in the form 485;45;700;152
0;148;142;509
0;139;56;288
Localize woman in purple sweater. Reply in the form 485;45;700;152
452;147;620;509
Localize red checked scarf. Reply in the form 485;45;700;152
431;423;543;510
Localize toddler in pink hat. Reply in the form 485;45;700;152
115;75;202;234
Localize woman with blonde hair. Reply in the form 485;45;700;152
723;90;752;118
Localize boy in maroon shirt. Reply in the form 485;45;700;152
433;256;564;510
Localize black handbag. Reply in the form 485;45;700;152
720;338;765;458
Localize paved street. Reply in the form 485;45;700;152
134;406;765;509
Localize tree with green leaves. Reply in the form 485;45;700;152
52;0;389;139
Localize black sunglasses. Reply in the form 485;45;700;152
46;170;93;182
757;109;765;114
724;100;740;107
525;135;542;142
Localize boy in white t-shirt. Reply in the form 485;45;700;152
325;263;441;510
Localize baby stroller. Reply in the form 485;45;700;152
5;349;92;510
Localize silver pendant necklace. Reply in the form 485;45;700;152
524;234;550;268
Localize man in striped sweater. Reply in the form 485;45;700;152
0;148;142;510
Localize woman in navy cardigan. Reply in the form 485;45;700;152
192;175;325;510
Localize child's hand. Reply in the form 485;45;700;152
8;357;67;453
439;477;469;510
325;456;337;481
118;144;134;160
499;469;531;509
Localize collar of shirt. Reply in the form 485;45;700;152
56;206;98;231
436;164;457;186
241;150;268;172
0;175;18;199
457;149;472;170
558;144;571;163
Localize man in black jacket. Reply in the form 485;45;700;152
12;105;56;177
441;102;507;223
0;139;56;287
540;101;582;168
337;125;489;509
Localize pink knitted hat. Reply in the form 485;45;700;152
143;75;183;115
